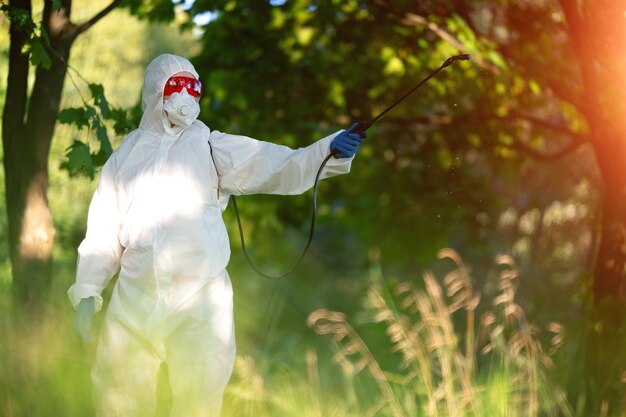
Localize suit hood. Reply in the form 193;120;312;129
139;54;200;136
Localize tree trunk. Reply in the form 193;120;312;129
2;0;76;307
585;92;626;410
559;0;626;303
559;0;626;411
588;92;626;307
582;5;626;306
584;131;626;413
593;148;626;303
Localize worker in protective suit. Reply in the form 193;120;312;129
67;53;363;417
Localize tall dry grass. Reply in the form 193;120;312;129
306;248;572;417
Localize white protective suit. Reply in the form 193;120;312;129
67;54;352;417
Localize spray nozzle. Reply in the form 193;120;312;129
442;54;472;68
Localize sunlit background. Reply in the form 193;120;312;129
1;1;625;416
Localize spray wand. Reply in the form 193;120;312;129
332;54;471;146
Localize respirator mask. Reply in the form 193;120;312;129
162;75;203;135
163;88;200;135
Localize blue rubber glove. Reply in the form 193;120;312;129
76;296;96;343
330;123;365;158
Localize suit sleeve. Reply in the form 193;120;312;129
67;156;124;312
208;130;353;196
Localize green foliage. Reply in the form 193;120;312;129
58;107;91;129
25;34;51;68
58;83;134;179
0;4;33;30
89;83;110;118
181;0;598;296
1;4;52;69
61;140;95;178
120;0;177;22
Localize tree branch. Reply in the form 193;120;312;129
394;11;499;73
505;110;585;139
383;111;584;138
506;135;587;161
558;0;584;55
74;0;122;35
379;111;590;160
452;0;482;39
401;13;464;50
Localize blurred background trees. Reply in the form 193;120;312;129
1;0;625;415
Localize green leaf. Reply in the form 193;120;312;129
91;149;109;167
62;141;94;179
85;106;98;124
58;107;89;129
95;124;113;156
40;26;50;45
91;114;113;160
30;39;51;69
89;83;110;118
51;0;62;12
108;108;134;135
1;5;34;31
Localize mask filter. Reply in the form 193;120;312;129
163;88;200;134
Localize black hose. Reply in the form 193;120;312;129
231;153;334;279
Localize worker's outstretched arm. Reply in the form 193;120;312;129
209;126;364;196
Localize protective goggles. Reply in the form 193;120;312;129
163;76;203;97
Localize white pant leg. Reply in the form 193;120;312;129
92;305;163;417
165;271;236;417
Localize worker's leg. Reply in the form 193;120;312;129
92;299;163;417
166;271;236;417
